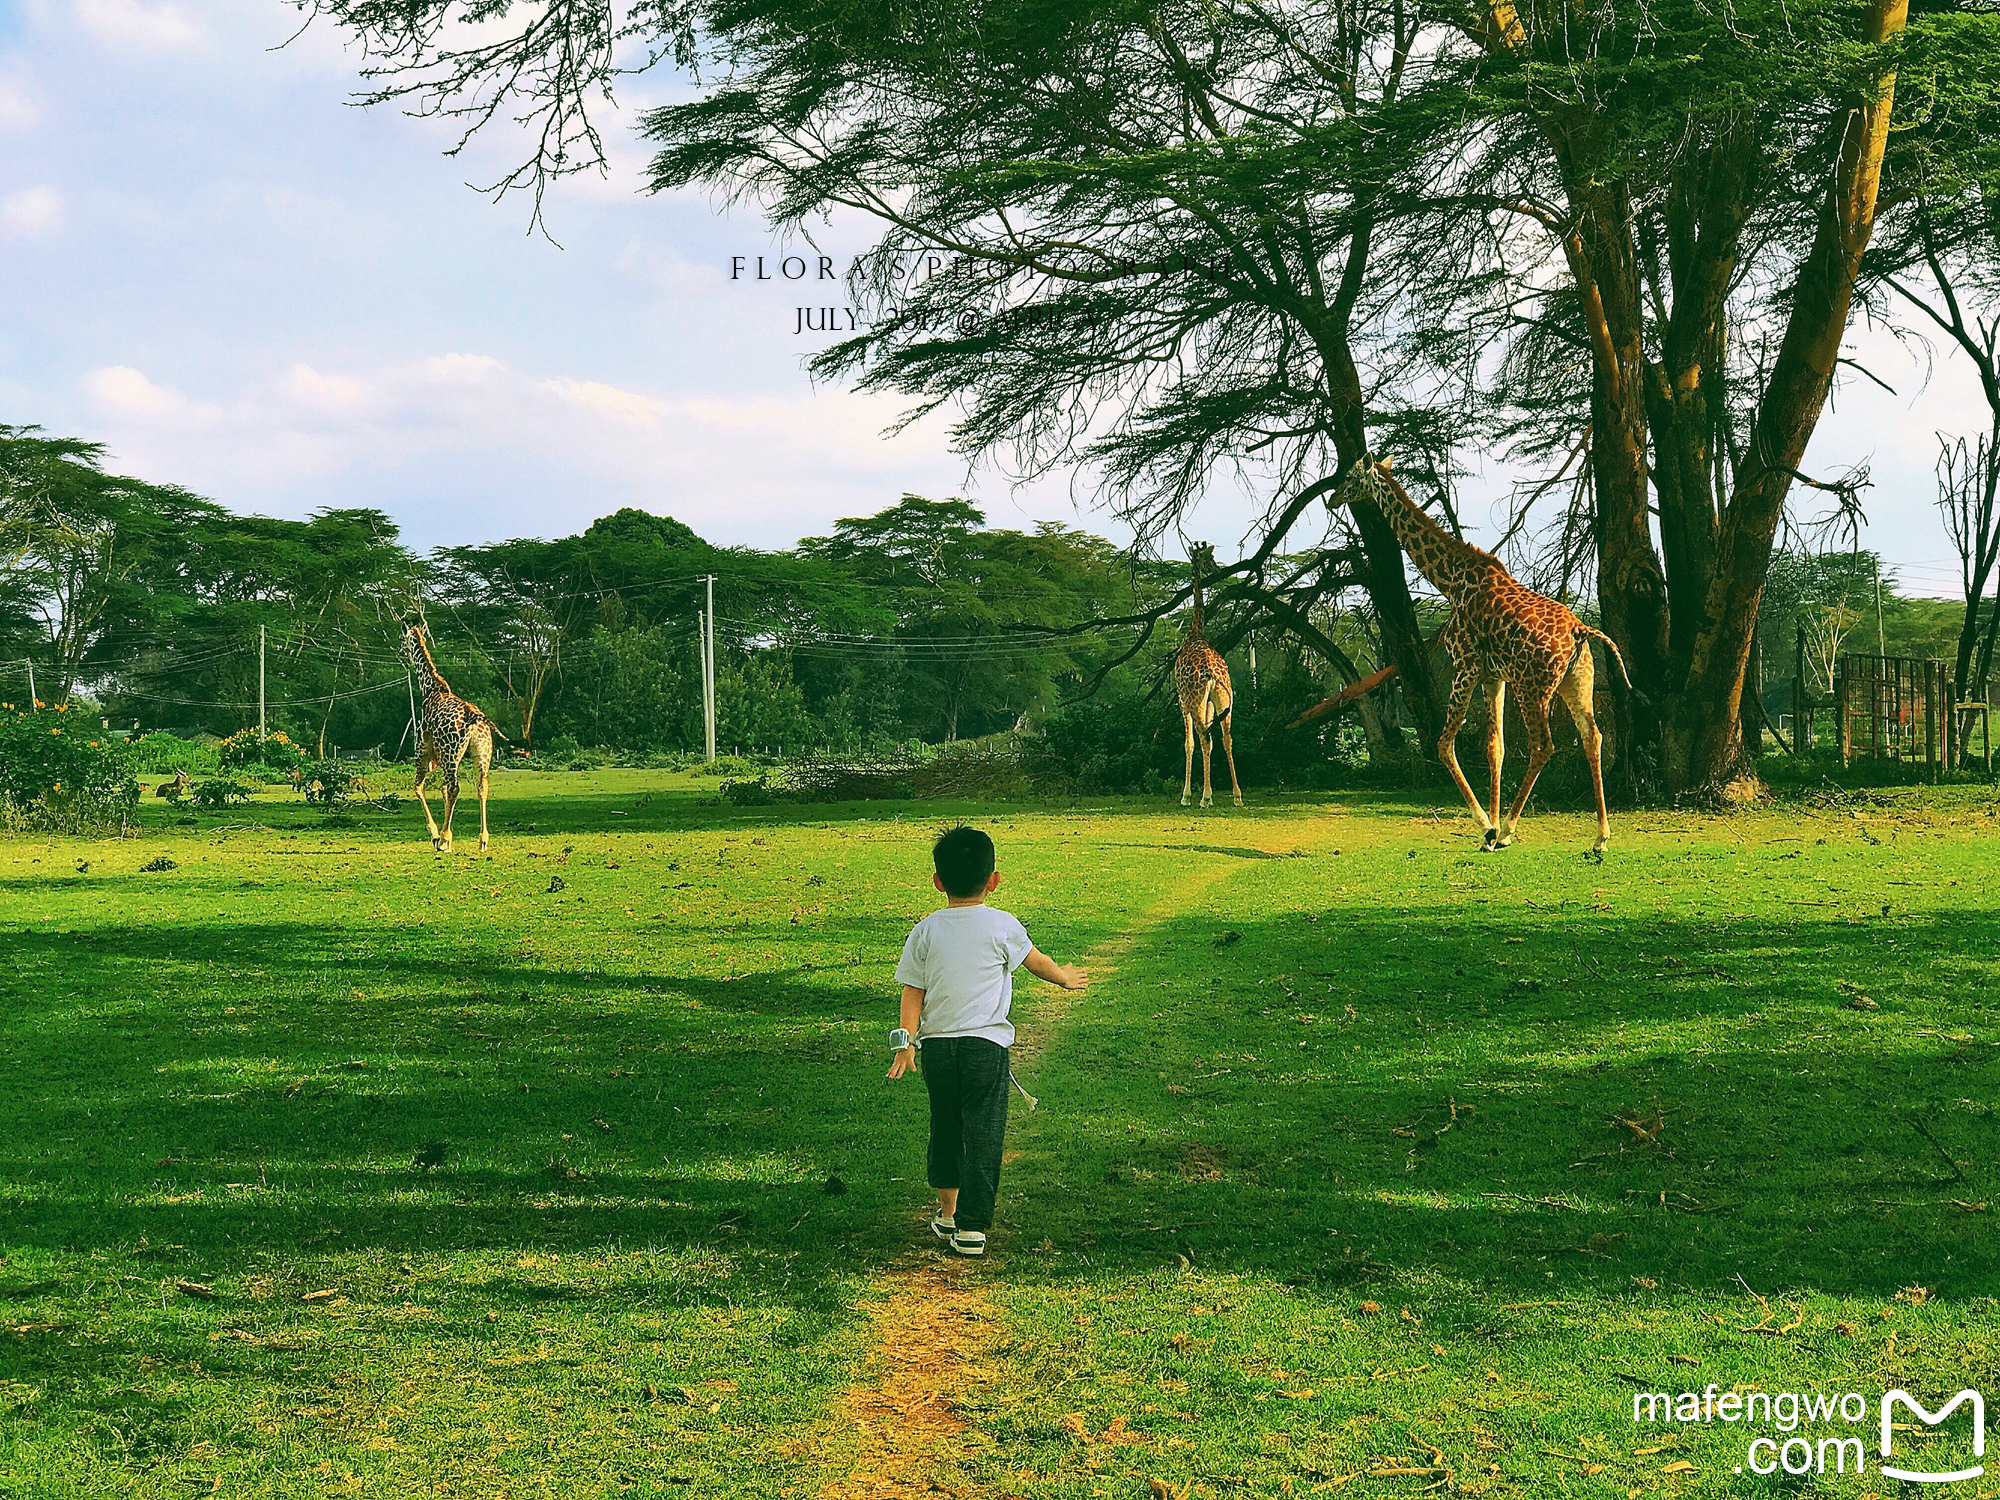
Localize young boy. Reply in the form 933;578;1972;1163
887;825;1087;1257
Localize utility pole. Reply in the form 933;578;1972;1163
698;608;717;762
405;673;418;760
703;574;718;761
259;624;267;738
25;658;36;709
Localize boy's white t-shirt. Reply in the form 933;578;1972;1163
895;903;1034;1047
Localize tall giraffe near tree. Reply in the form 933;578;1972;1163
401;620;502;854
1331;460;1632;853
1174;542;1243;809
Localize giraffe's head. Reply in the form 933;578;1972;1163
1328;455;1391;511
400;619;430;665
1188;541;1217;578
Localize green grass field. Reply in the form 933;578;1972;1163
3;769;1997;1498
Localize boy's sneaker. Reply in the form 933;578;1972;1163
948;1229;986;1257
929;1211;956;1242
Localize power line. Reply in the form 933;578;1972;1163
102;678;412;711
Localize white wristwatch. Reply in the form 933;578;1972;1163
890;1028;914;1051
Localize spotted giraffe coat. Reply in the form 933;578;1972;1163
403;625;497;772
1334;460;1630;850
402;622;501;851
1174;542;1243;806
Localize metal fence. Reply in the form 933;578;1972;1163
1835;654;1992;777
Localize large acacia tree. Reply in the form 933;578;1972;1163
307;0;1461;751
309;0;2000;788
1416;0;2000;786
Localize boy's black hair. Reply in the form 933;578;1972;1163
933;825;996;898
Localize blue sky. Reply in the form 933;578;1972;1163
0;0;1987;594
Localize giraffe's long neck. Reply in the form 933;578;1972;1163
406;632;451;704
1176;556;1208;644
1364;468;1490;600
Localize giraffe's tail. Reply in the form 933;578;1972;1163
469;708;512;744
1573;624;1635;691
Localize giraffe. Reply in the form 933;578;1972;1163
1174;542;1243;808
400;620;500;853
1330;459;1632;853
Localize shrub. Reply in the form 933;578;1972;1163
228;762;295;786
191;777;250;809
539;734;580;763
128;733;221;775
1039;687;1178;794
719;775;779;806
0;704;141;832
692;754;768;781
296;759;364;806
218;730;304;773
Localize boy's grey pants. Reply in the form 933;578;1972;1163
920;1035;1010;1232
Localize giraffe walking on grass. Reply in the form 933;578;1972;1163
1331;459;1632;853
401;620;500;854
1174;542;1243;809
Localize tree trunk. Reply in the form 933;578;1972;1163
1535;156;1672;793
1666;0;1909;789
1311;233;1436;752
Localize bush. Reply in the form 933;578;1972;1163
228;761;296;786
691;754;772;781
771;742;1045;803
218;730;304;773
128;732;220;775
296;759;365;806
0;705;141;832
539;734;580;763
191;777;250;809
719;775;778;806
1039;687;1178;794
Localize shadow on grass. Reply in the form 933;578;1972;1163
1001;904;2000;1304
6;890;1996;1314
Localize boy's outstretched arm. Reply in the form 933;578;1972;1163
1023;947;1089;991
887;984;923;1079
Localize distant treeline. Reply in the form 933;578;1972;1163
0;425;1958;783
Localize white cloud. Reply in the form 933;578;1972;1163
0;185;65;239
74;0;203;51
0;78;40;130
75;353;1008;546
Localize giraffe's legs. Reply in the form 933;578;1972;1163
1197;700;1216;808
1435;662;1494;838
437;746;462;853
1181;707;1197;806
474;728;493;853
1557;646;1609;852
412;750;444;847
1215;685;1243;807
1482;679;1507;831
1492;686;1558;849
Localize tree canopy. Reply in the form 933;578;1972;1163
297;0;2000;790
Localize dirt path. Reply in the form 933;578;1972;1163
813;842;1275;1499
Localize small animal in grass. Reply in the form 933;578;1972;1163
154;767;190;800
